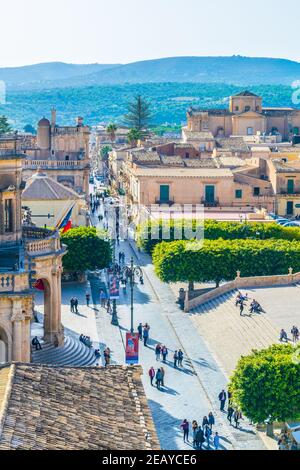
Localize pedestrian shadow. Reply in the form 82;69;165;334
160;386;180;396
192;358;218;372
74;312;88;318
147;399;182;450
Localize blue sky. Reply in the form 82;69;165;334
1;0;300;67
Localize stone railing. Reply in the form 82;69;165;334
185;269;300;312
23;159;89;169
0;273;15;293
23;226;62;256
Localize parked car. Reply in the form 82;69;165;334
276;218;290;225
282;222;300;228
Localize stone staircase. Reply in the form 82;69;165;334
32;335;97;367
189;289;279;376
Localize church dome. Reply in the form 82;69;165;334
38;118;50;127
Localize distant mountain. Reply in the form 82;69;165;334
1;56;300;90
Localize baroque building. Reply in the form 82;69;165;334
0;135;66;364
22;110;90;198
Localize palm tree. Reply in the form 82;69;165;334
106;123;118;143
127;128;142;147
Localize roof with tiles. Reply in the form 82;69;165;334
0;364;160;451
22;171;81;200
271;159;300;173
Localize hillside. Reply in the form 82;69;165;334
1;56;300;90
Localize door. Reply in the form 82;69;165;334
287;201;294;216
205;185;215;204
287;179;295;194
160;185;170;203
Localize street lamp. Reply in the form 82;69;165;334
122;257;143;334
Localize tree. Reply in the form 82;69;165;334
124;95;152;131
100;145;112;160
24;124;36;134
153;238;300;288
0;116;11;134
61;227;112;272
106;123;118;143
229;344;300;433
127;128;142;146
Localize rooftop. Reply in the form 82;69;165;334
22;171;82;200
0;364;159;451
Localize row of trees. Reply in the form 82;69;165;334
137;219;300;255
153;238;300;287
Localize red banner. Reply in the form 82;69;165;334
125;333;139;365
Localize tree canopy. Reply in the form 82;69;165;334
106;123;118;142
124;95;152;131
61;227;112;272
229;344;300;424
0;116;12;134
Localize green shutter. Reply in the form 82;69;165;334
235;189;243;199
160;185;170;203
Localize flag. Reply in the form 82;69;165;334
62;220;72;233
33;279;45;291
57;205;74;231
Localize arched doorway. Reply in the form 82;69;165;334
0;328;8;363
33;276;62;345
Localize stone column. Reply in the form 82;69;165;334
23;312;32;363
11;300;25;362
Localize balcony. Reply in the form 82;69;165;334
155;198;175;206
23;226;64;257
201;197;220;208
23;159;89;170
0;274;15;293
280;191;300;197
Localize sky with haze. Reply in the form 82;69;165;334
1;0;299;67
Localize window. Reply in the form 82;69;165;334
247;127;254;136
256;106;260;112
185;152;190;159
253;187;260;196
235;190;243;199
235;106;239;112
65;155;70;161
4;199;13;233
245;106;251;112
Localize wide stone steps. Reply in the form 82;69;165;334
189;289;279;376
32;335;97;367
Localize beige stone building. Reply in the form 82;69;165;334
183;91;300;147
0;136;66;364
22;170;88;228
22;110;90;198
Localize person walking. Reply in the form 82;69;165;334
291;325;299;343
192;421;198;448
208;412;215;430
104;348;111;367
156;369;163;390
227;405;234;425
74;298;79;314
155;344;162;361
173;350;179;368
70;297;75;313
149;367;155;386
137;323;143;341
162;346;168;363
233;410;243;429
178;349;184;368
180;419;189;443
143;325;150;347
161;367;165;387
32;337;42;351
213;432;220;451
100;290;106;308
202;416;209;428
195;426;205;450
204;424;212;449
85;291;91;307
239;302;244;316
218;389;227;412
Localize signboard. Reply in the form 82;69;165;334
109;276;120;300
295;204;300;208
125;333;139;365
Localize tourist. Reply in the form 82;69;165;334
213;432;220;451
149;367;155;386
85;291;91;307
227;405;234;425
32;336;42;351
74;298;79;314
180;419;189;443
104;347;111;367
218;389;227;412
239;302;244;316
155;344;162;361
192;421;198;447
233;409;243;428
291;325;299;343
280;329;288;342
156;368;163;390
161;345;168;363
204;424;212;449
173;350;179;368
100;290;106;308
137;323;143;341
70;297;75;313
195;426;205;450
161;367;165;387
143;324;150;347
95;349;101;359
208;412;215;430
178;349;184;367
202;416;209;428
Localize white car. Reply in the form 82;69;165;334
282;221;300;228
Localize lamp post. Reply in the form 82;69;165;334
123;257;143;334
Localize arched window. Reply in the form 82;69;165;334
245;105;251;112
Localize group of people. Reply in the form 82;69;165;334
154;344;169;363
70;297;79;314
235;292;263;316
218;389;243;429
137;323;151;346
280;325;299;343
79;334;93;348
148;366;166;389
181;415;220;450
